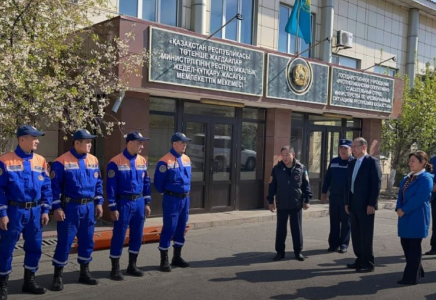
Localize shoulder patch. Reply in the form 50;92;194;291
50;171;56;179
159;165;167;173
38;175;44;181
108;170;115;178
94;171;99;178
0;168;3;176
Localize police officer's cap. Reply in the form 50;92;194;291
126;131;150;143
339;139;352;148
73;129;97;141
17;125;45;138
171;132;191;143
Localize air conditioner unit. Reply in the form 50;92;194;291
337;30;353;48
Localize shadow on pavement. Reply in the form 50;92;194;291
269;271;436;300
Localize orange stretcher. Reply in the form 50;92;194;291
71;225;191;252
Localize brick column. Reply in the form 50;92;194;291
361;118;382;157
263;108;292;208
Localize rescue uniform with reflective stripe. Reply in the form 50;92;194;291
106;149;151;258
0;146;52;275
154;148;191;250
51;148;103;267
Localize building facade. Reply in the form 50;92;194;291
48;0;436;218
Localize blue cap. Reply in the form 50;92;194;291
171;132;191;143
16;125;45;138
73;129;97;140
339;139;352;148
126;131;150;143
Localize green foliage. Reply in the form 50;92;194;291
382;66;436;174
0;0;149;153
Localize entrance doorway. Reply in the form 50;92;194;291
291;113;362;200
184;115;237;213
308;129;341;199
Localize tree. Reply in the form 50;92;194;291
0;0;148;153
382;65;436;194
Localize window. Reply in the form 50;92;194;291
332;54;360;69
374;65;397;77
278;4;314;58
119;0;178;26
210;0;254;45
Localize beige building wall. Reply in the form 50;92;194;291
417;14;436;73
88;0;436;78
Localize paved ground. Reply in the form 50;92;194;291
5;207;436;300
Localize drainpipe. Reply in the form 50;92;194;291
406;8;419;88
191;0;207;34
320;0;334;62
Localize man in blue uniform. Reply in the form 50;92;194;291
425;154;436;255
50;130;103;291
154;132;192;272
321;139;354;253
106;132;151;281
267;146;312;262
0;125;52;300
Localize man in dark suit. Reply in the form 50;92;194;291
345;137;382;273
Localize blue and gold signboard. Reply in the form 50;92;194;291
267;54;329;104
149;27;265;96
330;67;394;113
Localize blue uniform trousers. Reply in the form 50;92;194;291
401;238;424;283
159;195;189;250
52;202;96;267
328;195;350;249
110;199;145;258
275;208;303;255
0;206;42;275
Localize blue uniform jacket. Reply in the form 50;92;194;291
154;148;191;194
322;156;355;197
106;149;151;211
396;171;433;238
0;146;52;217
50;148;103;210
430;155;436;202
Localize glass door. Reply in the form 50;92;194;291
183;116;236;212
185;120;208;211
308;129;342;199
208;122;235;211
308;130;323;199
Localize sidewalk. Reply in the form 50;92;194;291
40;200;397;239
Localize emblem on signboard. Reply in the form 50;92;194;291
286;57;313;95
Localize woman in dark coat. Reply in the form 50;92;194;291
396;151;433;285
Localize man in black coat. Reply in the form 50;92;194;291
267;146;313;262
345;137;382;273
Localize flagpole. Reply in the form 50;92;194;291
294;0;301;56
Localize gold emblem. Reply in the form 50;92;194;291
38;175;44;181
159;165;167;173
293;64;309;87
50;171;56;179
94;171;99;178
108;170;115;178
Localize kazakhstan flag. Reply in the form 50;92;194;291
285;0;312;44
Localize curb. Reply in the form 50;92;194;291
35;200;397;241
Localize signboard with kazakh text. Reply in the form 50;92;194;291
330;67;394;113
149;27;264;96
